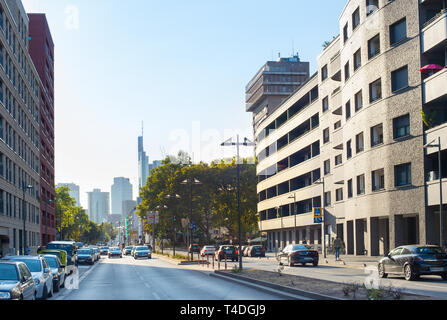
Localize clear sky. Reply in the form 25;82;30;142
22;0;347;208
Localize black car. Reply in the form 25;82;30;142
378;245;447;281
77;248;95;265
248;245;266;257
215;245;238;262
0;261;36;300
278;244;319;267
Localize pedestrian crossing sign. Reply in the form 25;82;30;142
313;207;323;223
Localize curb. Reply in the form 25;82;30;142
212;270;343;300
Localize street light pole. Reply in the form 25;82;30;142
181;179;201;262
221;135;255;270
165;194;181;256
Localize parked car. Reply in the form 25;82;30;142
278;244;319;267
378;245;447;281
189;244;201;253
41;254;66;292
37;249;68;271
108;247;122;258
243;246;251;257
123;246;134;255
200;246;216;257
1;255;54;299
90;246;100;261
215;245;238;262
77;248;95;265
46;241;78;274
133;246;151;259
0;261;36;300
248;245;266;257
100;247;109;255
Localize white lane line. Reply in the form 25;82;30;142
55;261;101;300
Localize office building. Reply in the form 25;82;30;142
111;177;132;215
28;13;55;246
87;189;110;224
251;0;447;256
138;133;149;189
0;0;42;256
56;183;80;206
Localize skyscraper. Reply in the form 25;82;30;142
138;133;149;190
87;189;110;224
56;183;80;206
111;177;132;215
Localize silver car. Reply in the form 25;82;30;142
2;256;53;299
42;255;66;292
133;246;151;259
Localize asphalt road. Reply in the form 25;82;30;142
50;255;282;300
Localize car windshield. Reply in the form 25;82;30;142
222;246;233;251
0;264;19;281
292;245;311;251
253;246;262;249
415;247;444;255
47;244;73;255
136;247;148;251
110;248;120;251
44;257;59;268
78;249;92;255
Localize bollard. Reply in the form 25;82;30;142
212;255;215;269
207;254;209;268
218;256;220;270
224;254;227;270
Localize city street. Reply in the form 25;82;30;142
50;255;282;300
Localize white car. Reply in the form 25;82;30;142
2;256;53;299
200;246;216;257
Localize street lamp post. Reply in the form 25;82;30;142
165;194;181;256
22;184;34;255
155;205;167;254
424;137;444;249
314;177;326;258
181;179;201;261
221;135;255;270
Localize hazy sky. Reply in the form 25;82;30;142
22;0;346;208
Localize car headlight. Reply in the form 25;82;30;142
0;292;11;300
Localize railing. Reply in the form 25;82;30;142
423;8;447;29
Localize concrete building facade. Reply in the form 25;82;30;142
28;13;55;246
111;177;132;215
251;0;447;256
0;0;42;256
87;189;110;224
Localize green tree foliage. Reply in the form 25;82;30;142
137;152;258;245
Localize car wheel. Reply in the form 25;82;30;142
378;263;388;278
313;261;318;267
441;273;447;281
54;280;60;292
404;264;417;281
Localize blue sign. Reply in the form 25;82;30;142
313;207;323;224
188;223;196;230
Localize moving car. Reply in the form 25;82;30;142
0;261;36;300
248;245;266;257
200;246;216;257
90;246;100;261
41;255;66;292
46;241;78;274
215;245;238;262
1;256;54;299
108;247;122;258
133;246;151;259
378;245;447;281
77;248;95;265
189;244;201;254
278;244;319;267
100;246;109;255
123;246;134;255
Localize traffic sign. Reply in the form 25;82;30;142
313;207;323;224
188;222;196;230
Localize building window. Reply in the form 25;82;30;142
395;163;411;187
357;174;365;195
371;124;383;147
334;120;342;130
368;34;380;59
347;140;352;159
344;61;350;81
390;18;407;45
324;159;330;175
324;191;331;206
346;100;351;120
322;96;329;112
366;0;379;16
372;169;385;191
393;114;410;139
335;154;342;166
369;78;382;102
323;128;330;144
321;65;328;81
391;66;408;93
348;179;353;198
336;188;344;202
352;7;360;30
355;90;363;111
356;132;364;153
353;49;361;71
343;23;349;43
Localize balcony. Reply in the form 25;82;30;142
426;179;447;206
423;68;447;104
421;10;447;53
